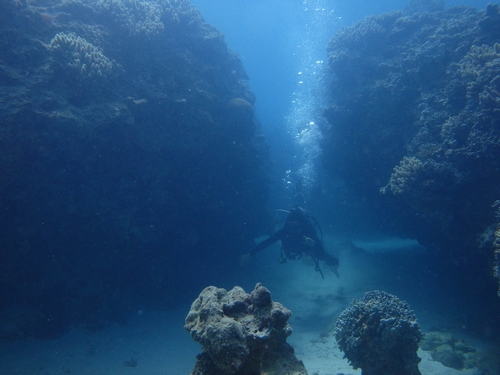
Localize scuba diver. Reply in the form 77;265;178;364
240;206;340;279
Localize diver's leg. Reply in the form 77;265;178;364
315;248;340;278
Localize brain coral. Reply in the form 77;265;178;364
335;290;423;375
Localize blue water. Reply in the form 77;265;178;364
1;0;499;361
191;0;492;214
191;1;338;210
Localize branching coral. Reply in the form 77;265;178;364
327;12;401;73
458;44;500;77
162;0;202;28
93;0;202;37
457;43;500;111
96;0;164;36
329;11;405;49
381;156;424;195
480;74;500;112
329;18;387;48
49;32;116;78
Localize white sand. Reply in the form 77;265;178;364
0;236;492;375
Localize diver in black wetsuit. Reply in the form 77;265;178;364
240;206;340;279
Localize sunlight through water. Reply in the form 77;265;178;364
283;0;336;205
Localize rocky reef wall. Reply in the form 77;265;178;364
0;0;270;339
322;4;500;301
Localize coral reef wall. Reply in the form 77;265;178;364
0;0;269;338
322;5;500;298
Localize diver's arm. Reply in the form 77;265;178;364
250;230;282;256
239;230;283;267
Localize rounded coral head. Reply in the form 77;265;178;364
335;290;423;375
227;98;254;124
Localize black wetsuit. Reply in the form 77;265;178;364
252;207;339;269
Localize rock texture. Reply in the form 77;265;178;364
0;0;269;338
185;283;307;375
334;290;423;375
322;4;500;299
420;331;477;370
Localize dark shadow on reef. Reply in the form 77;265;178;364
0;0;270;339
322;1;500;331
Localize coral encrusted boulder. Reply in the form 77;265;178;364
184;283;307;375
335;290;423;375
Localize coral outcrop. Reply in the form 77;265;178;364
185;283;307;375
0;0;269;338
334;290;423;375
323;4;500;300
420;331;476;370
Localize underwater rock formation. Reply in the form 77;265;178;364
334;290;423;375
225;97;256;139
0;0;269;338
493;222;500;297
323;4;500;298
420;331;476;370
185;283;307;375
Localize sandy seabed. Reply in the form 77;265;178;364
0;236;497;375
